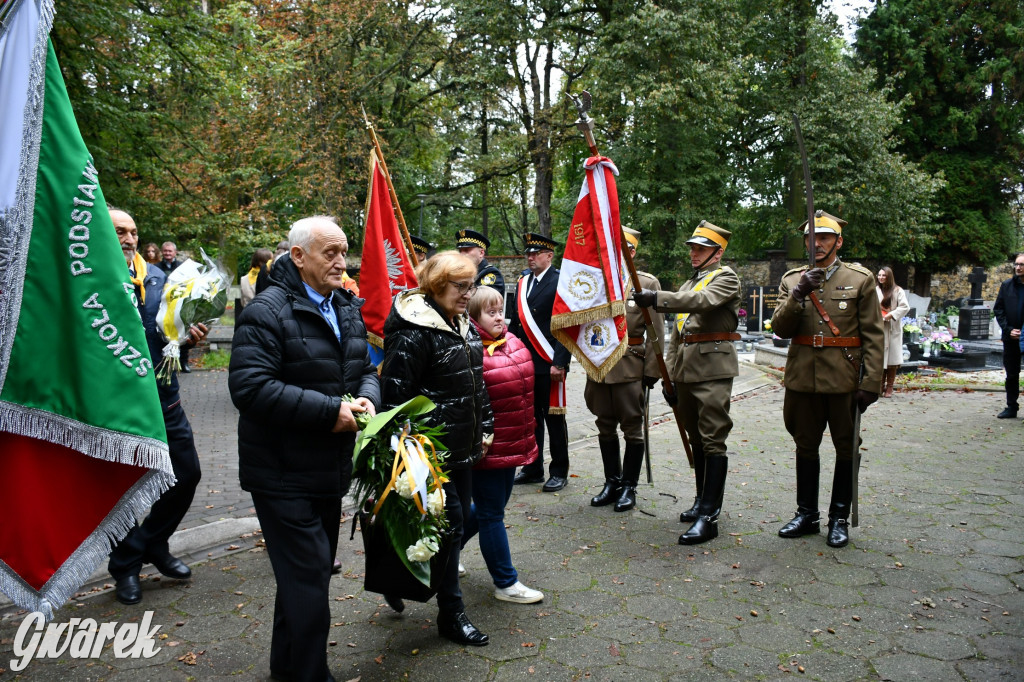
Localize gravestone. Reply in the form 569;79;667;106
745;285;782;332
906;292;931;320
959;267;991;340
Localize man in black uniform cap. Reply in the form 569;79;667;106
456;229;505;292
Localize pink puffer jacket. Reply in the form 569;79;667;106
472;320;538;470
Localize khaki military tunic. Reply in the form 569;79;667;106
772;260;884;462
654;266;740;458
584;271;663;441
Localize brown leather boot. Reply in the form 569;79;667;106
883;366;897;398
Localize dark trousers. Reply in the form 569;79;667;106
783;390;856;508
251;493;341;682
437;468;473;615
109;399;201;579
1002;339;1021;409
522;372;569;478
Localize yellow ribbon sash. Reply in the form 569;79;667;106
675;268;723;333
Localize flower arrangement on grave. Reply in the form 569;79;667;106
738;308;747;319
901;317;922;334
928;330;964;354
155;249;230;384
762;318;780;339
351;395;449;587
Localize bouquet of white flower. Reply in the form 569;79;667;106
351;395;449;598
155;249;229;383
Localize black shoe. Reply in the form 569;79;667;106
148;554;192;580
679;516;718;545
679;497;701;523
383;593;405;613
590;479;621;506
438;611;489;646
826;517;850;547
778;511;820;538
115;575;142;605
331;558;342;575
997;407;1018;419
513;470;544;485
180;364;191;373
542;476;567;492
613;485;636;512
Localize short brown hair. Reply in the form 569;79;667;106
468;285;504;321
416;250;476;298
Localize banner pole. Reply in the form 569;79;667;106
362;106;419;268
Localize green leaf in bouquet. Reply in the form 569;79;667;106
352;395;437;465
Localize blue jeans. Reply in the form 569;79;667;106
462;467;517;589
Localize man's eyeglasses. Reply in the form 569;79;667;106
1014;262;1024;269
449;280;478;295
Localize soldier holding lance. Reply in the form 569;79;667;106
585;227;663;512
770;211;883;548
634;221;741;545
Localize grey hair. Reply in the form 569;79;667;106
161;241;176;249
288;215;341;251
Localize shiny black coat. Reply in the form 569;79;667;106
380;291;493;469
229;255;380;497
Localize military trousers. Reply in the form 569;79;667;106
584;378;644;442
782;390;857;462
674;378;733;459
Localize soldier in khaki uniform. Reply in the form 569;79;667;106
771;211;883;548
634;221;740;544
585;228;664;512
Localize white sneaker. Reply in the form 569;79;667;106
494;581;544;604
458;562;467;577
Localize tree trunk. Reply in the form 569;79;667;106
913;270;932;297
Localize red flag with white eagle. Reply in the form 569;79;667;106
360;151;418;366
550;156;630;381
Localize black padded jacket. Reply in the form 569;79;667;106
228;255;380;497
380;290;493;470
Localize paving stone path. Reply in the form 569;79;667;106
1;367;1021;680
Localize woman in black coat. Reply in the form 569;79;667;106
380;250;494;646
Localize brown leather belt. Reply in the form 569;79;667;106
628;336;645;345
792;335;862;348
682;332;741;343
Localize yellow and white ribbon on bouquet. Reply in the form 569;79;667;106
373;422;447;519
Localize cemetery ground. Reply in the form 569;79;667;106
0;364;1021;680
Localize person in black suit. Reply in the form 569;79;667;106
508;233;572;492
993;252;1024;419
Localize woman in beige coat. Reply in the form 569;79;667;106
876;267;910;397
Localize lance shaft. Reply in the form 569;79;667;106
575;102;694;467
362;106;420;268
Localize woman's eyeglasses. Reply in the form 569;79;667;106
449;280;478;295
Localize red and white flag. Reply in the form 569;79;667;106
360;151;417;366
550;156;629;381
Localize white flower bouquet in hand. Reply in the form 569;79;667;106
155;249;229;383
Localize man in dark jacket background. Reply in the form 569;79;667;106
229;215;380;682
993;252;1024;419
107;208;206;606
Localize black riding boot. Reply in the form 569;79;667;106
679;456;727;544
679;452;705;523
779;457;820;538
591;438;622;507
827;461;853;547
614;441;645;512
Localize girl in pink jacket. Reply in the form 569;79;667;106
462;287;544;604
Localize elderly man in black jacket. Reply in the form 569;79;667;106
229;215;380;682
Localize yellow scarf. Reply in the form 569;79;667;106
246;266;261;287
130;252;148;304
675;268;722;332
482;337;507;356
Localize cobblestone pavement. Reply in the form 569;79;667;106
1;366;1022;680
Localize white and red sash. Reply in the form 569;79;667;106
516;277;566;414
516;275;554;363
